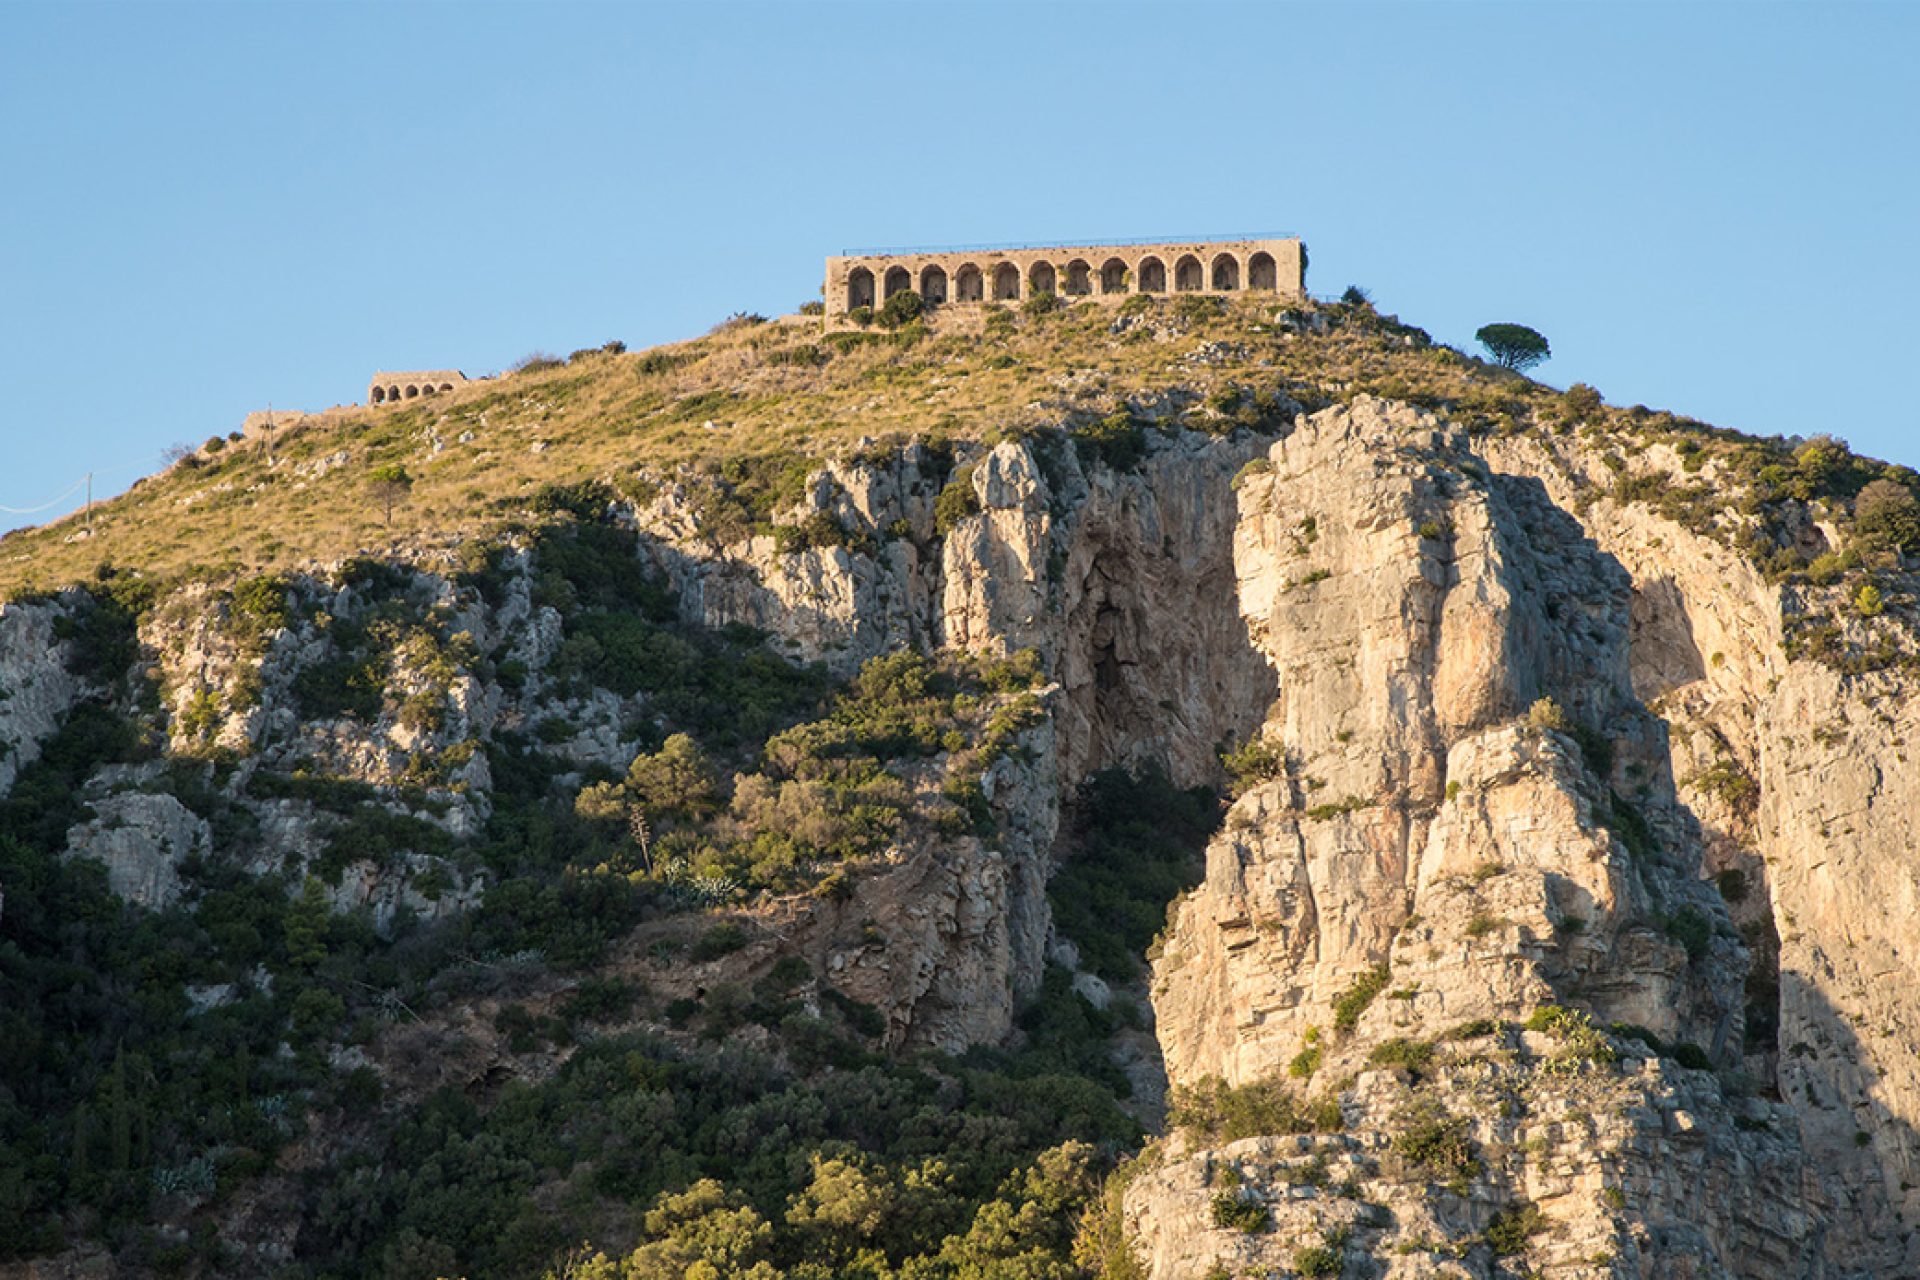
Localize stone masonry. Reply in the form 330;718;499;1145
368;370;469;406
824;236;1306;322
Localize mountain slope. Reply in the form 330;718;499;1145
2;293;1918;1278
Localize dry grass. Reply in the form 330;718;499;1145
0;297;1596;597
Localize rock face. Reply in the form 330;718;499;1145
1483;434;1920;1267
1133;399;1903;1279
11;394;1920;1273
63;791;208;909
0;599;81;797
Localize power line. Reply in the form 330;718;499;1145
0;475;89;516
0;457;164;518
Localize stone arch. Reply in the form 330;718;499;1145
1063;258;1092;296
388;385;400;402
1028;261;1057;296
1174;254;1203;292
847;266;875;311
1100;258;1128;294
883;266;912;300
1138;256;1166;293
955;263;984;302
404;385;419;399
1248;251;1278;291
992;262;1020;301
920;264;949;304
421;384;435;397
372;386;386;404
440;383;454;392
1211;253;1240;291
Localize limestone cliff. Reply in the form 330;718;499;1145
6;312;1920;1278
1131;399;1913;1278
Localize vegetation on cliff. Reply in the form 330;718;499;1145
3;286;1918;1277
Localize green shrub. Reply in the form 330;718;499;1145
1073;411;1150;472
1231;457;1273;490
1022;289;1062;318
1526;697;1568;732
934;466;981;536
691;922;749;962
1332;964;1390;1035
1560;382;1603;423
1485;1201;1545;1255
1442;1018;1499;1041
1209;1191;1269;1233
1169;1077;1342;1142
1391;1100;1479;1193
876;289;923;329
1525;1004;1617;1070
1661;908;1713;962
1855;583;1885;617
1671;1042;1713;1071
1854;478;1920;552
1291;1239;1343;1277
561;977;637;1025
1221;733;1285;796
1689;759;1759;816
1366;1037;1435;1074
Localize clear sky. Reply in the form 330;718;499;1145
3;1;1915;533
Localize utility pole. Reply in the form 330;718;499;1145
86;472;92;531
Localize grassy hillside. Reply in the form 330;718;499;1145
8;292;1915;630
0;296;1554;595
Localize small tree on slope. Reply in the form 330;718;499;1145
1476;323;1551;373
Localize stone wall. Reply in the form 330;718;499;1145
368;370;469;406
823;237;1306;321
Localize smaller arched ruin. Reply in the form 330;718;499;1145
368;370;469;407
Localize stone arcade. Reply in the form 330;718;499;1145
367;370;469;407
824;236;1306;323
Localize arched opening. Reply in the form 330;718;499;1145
388;385;400;402
371;386;386;404
883;266;912;300
1174;255;1202;292
1100;258;1129;294
992;262;1020;301
920;265;949;304
404;385;419;399
421;384;435;397
1063;259;1091;296
440;383;454;392
1138;256;1166;293
847;266;875;311
1248;252;1277;291
955;263;983;302
1211;253;1240;291
1028;261;1057;297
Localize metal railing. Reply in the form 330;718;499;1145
838;232;1297;257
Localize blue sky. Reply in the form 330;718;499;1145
3;1;1916;531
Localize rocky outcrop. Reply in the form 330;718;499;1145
0;599;80;797
63;790;209;909
1483;435;1920;1266
1136;398;1879;1278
